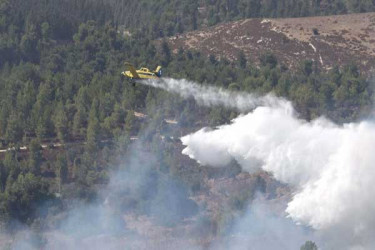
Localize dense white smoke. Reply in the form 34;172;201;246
180;99;375;249
141;78;287;112
141;78;375;249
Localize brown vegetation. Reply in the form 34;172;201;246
167;13;375;75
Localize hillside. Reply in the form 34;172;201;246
109;0;375;38
167;12;375;75
1;1;375;249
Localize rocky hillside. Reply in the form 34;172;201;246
167;13;375;75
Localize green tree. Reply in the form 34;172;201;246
4;113;23;143
73;107;87;137
54;102;69;143
260;52;278;68
41;22;50;41
124;110;136;135
300;241;318;250
161;40;172;66
55;154;68;192
3;151;19;184
28;139;43;176
86;100;101;152
20;23;39;61
302;60;313;76
0;161;5;192
36;111;54;140
1;173;50;223
238;51;247;68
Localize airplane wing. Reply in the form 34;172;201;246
125;62;140;79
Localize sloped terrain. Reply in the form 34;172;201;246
168;13;375;75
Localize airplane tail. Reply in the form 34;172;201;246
155;66;162;77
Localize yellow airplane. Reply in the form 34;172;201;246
122;62;162;80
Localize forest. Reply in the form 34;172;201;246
0;0;374;249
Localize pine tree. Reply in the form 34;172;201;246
28;139;43;176
124;110;135;135
55;154;68;192
238;51;247;68
300;241;318;250
73;107;87;138
5;113;23;143
54;102;69;143
86;99;101;152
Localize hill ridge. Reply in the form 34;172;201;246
167;12;375;75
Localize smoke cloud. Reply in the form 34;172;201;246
0;143;201;250
179;95;375;249
139;78;375;249
140;78;288;112
212;198;315;250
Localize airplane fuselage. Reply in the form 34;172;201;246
122;63;162;80
123;68;159;79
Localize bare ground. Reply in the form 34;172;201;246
167;13;375;75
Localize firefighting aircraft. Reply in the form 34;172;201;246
122;62;162;80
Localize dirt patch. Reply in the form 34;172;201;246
166;12;375;75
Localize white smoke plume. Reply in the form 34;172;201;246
0;143;201;250
140;78;375;249
181;101;375;249
212;198;315;250
140;78;287;112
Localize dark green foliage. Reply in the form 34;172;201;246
55;153;68;192
238;51;247;69
4;113;23;143
0;173;50;223
260;52;278;69
302;60;313;76
0;0;373;233
312;28;319;35
301;241;318;250
54;102;69;142
28;139;43;175
86;99;101;152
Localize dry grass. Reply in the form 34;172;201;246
167;12;375;75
